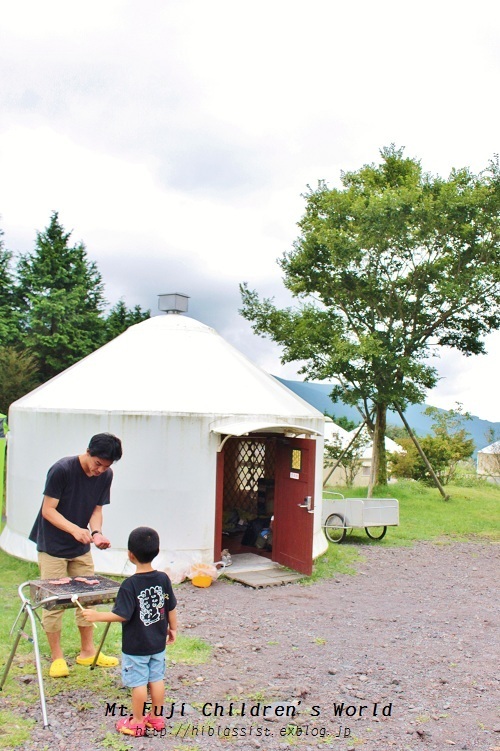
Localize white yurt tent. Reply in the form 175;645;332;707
323;417;350;444
477;440;500;483
324;423;405;486
1;305;326;575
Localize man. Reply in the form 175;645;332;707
29;433;123;678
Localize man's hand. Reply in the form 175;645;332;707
73;527;92;544
92;532;111;550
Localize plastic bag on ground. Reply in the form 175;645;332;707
162;552;202;584
187;562;220;581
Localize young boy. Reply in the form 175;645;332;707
83;526;178;737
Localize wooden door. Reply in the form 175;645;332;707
273;437;315;575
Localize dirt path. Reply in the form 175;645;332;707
21;542;499;751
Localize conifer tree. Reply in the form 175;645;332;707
104;299;150;342
17;212;106;381
0;226;20;347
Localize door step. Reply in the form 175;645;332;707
221;553;303;588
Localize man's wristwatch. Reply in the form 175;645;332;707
90;530;101;537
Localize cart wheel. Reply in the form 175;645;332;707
365;526;387;540
324;514;346;543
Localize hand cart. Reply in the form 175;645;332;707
322;491;399;543
0;576;119;728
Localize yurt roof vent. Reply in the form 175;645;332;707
158;293;190;314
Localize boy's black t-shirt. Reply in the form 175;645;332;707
112;570;177;656
29;455;112;558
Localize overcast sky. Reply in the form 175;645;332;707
1;0;499;422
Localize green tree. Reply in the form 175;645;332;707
16;212;106;381
0;227;20;347
104;299;150;342
325;412;357;431
385;424;413;442
240;146;500;490
0;346;40;413
390;405;475;485
386;437;417;478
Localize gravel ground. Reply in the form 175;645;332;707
15;541;500;751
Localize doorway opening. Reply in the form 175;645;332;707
220;435;276;559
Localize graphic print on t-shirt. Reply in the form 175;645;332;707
137;585;165;626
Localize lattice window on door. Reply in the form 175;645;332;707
291;448;302;471
223;437;276;515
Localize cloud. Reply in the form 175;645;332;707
0;0;499;421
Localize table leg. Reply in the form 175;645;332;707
26;603;50;728
1;605;50;728
90;622;112;670
0;609;29;690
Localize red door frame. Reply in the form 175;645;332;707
214;451;224;559
214;435;316;575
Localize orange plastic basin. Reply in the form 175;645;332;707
192;574;212;588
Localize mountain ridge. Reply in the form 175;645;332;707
275;377;498;452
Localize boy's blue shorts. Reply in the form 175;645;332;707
121;651;165;687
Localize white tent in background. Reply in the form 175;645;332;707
1;307;326;576
349;428;405;461
323;416;350;445
477;440;500;483
324;423;405;487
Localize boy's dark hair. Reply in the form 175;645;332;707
88;433;123;462
128;527;160;563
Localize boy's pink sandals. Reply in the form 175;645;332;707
116;713;165;736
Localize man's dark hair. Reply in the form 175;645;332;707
88;433;122;462
128;527;160;563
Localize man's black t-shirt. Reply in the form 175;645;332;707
29;455;112;558
112;571;177;656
